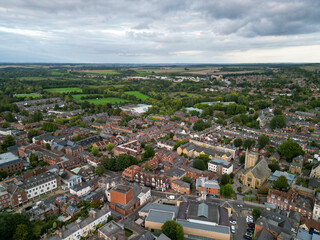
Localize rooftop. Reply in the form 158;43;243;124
111;185;133;194
146;209;175;224
0;152;21;167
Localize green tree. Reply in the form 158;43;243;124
106;143;114;153
270;115;286;129
174;140;188;150
278;139;304;161
243;139;255;149
257;186;269;195
142;145;155;160
240;155;245;164
91;199;101;209
95;164;106;176
2;135;16;149
221;174;230;185
46;143;51;150
27;129;39;141
234;138;243;148
30;153;38;167
193;159;206;170
273;108;282;115
268;163;280;172
91;146;100;156
0;213;30;240
252;208;261;219
258;135;270;149
1;122;10;128
0;171;8;180
13;224;31;240
5;112;15;122
161;220;184;240
273;175;289;191
220;184;234;198
145;161;150;171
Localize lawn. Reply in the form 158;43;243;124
72;94;130;105
125;91;150;100
14;93;41;98
45;87;83;93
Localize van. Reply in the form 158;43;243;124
168;195;175;200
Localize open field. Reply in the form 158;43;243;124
76;70;120;75
168;92;204;99
300;65;320;71
72;94;130;104
45;88;83;93
14;93;41;98
125;91;150;100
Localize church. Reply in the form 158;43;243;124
238;150;271;188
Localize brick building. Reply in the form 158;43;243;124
0;152;23;174
196;177;220;197
109;185;140;216
122;165;141;182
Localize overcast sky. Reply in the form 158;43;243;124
1;0;320;63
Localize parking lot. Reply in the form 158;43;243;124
231;208;255;240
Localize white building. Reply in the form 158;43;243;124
21;172;58;200
48;208;111;240
70;182;91;197
208;158;233;175
138;187;151;206
313;193;320;222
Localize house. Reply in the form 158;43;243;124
267;170;295;185
289;162;303;174
98;220;127;240
313;193;320;222
171;179;190;194
196;177;220;197
122;165;141;182
60;170;82;190
70;182;91;197
238;158;271;188
270;152;280;162
47;207;111;240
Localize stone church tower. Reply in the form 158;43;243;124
244;149;259;169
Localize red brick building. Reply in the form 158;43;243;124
122;165;141;182
109;185;140;216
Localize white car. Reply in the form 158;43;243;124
237;204;243;208
231;225;236;233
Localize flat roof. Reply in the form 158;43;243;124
140;203;179;216
0;152;21;167
111;185;132;194
146;209;174;224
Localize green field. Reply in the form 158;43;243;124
79;70;120;75
45;88;83;93
125;91;150;100
15;93;41;98
72;94;130;104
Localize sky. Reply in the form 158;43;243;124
1;0;320;63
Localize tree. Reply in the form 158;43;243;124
91;146;100;156
221;174;230;185
243;139;255;149
27;129;39;141
273;175;289;191
240;155;245;164
220;184;234;198
193;119;206;131
46;143;51;150
0;213;31;240
174;140;188;150
95;164;106;176
182;176;193;189
5;112;15;122
142;145;155;160
1;122;10;128
258;135;270;149
268;163;280;172
0;171;8;180
270;115;286;129
145;161;150;171
278;139;304;161
257;186;269;195
161;220;184;240
106;143;114;153
252;208;261;219
193;159;206;170
234;138;243;148
2;135;16;149
30;153;38;167
273;108;282;115
13;224;31;240
91;199;101;209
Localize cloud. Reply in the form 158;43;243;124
0;0;319;62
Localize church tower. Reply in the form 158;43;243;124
244;149;259;169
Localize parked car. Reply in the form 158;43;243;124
230;218;237;225
231;225;236;233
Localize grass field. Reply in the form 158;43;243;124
14;93;41;98
72;94;130;104
45;88;83;93
125;91;150;100
78;70;120;75
51;71;64;75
